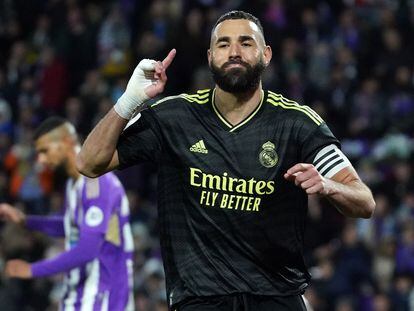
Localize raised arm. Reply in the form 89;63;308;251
77;49;176;178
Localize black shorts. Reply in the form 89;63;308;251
174;293;307;311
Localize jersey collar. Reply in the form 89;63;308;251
211;88;265;132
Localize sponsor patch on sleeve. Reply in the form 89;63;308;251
85;206;104;227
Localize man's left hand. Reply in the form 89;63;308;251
5;259;32;279
284;163;332;195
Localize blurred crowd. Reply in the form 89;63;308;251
0;0;413;310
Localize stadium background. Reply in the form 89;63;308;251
0;0;413;310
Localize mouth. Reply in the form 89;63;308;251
223;61;248;70
226;63;245;69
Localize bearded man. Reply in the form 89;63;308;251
77;10;375;311
1;117;134;311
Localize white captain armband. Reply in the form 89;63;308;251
313;144;351;178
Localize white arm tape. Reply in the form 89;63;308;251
114;59;156;119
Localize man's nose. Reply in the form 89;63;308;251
37;154;46;165
229;43;241;58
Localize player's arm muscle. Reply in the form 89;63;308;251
326;165;375;218
77;109;127;177
285;144;375;218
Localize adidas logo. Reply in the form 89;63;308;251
190;140;208;154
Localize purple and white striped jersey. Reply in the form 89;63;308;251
30;172;134;311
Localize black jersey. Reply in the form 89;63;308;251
117;89;339;306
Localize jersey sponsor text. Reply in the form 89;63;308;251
190;167;274;212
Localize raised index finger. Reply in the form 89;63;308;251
162;49;176;69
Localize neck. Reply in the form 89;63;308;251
214;84;263;126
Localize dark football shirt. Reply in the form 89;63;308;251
117;89;339;306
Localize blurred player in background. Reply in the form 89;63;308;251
0;117;134;311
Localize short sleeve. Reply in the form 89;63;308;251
116;109;163;169
301;122;340;163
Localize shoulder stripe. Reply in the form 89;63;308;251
151;94;208;105
151;95;184;107
196;89;210;94
269;92;324;123
124;112;142;130
185;89;211;99
190;93;209;98
268;92;323;123
186;93;210;100
151;90;211;106
267;92;323;124
181;94;210;104
267;97;322;125
277;97;323;123
195;92;210;99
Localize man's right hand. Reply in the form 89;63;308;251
114;49;177;120
0;203;26;225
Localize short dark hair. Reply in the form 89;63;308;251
34;116;68;140
212;10;264;38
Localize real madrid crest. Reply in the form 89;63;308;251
259;141;278;168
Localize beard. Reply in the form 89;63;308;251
53;160;69;191
210;57;266;93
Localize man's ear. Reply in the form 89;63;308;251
264;45;272;67
207;49;212;67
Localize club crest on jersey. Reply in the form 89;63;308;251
259;141;278;168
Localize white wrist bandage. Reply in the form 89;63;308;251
114;59;157;119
